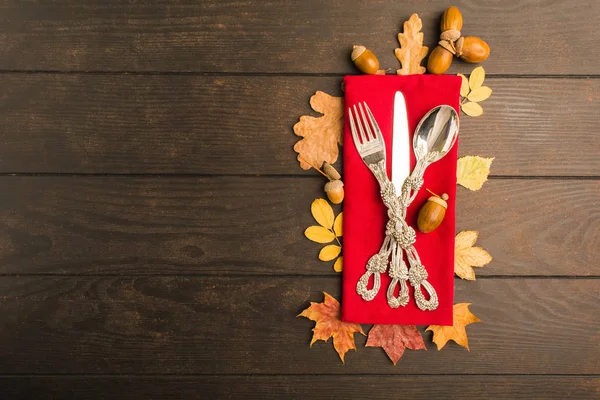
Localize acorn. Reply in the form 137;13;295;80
324;179;344;204
351;45;380;75
427;45;454;75
441;6;463;32
417;191;449;233
456;36;490;63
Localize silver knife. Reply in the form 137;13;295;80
392;91;410;193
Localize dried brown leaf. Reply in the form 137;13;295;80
366;325;426;365
395;14;429;75
293;91;343;170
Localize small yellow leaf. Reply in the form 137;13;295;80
305;226;335;243
469;66;485;90
461;101;484;117
457;156;494;191
333;257;343;272
334;212;343;237
311;198;334;229
467;86;492;102
457;73;469;97
319;245;341;261
454;231;493;280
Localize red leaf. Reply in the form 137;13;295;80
366;324;426;365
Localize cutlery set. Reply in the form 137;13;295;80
348;93;459;311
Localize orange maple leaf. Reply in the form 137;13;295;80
298;292;365;363
366;324;426;365
426;303;482;351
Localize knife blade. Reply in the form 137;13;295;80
392;91;410;194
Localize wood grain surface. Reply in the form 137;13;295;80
2;376;599;400
0;177;596;276
0;0;598;398
1;0;599;75
0;276;597;374
0;75;598;176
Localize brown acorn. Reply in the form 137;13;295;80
427;45;454;75
441;6;463;32
351;45;380;75
324;180;344;204
456;36;490;63
417;192;449;233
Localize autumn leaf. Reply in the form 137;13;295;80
427;303;481;351
457;156;494;190
334;212;343;237
333;256;343;272
293;91;343;170
319;244;341;261
366;325;426;365
305;199;343;272
461;101;484;117
304;226;335;243
395;14;429;75
458;73;469;97
455;231;492;280
298;292;365;363
458;67;492;117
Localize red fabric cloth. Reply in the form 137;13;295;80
341;74;461;326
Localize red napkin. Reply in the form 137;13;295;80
341;74;461;326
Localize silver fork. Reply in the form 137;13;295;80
348;102;410;307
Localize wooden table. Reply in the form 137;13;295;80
0;1;598;398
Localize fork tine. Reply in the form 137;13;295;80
358;102;375;141
353;104;367;144
348;107;361;148
364;103;383;141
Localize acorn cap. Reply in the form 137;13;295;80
351;45;367;61
325;180;344;191
427;193;448;209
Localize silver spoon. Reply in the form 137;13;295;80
387;105;459;311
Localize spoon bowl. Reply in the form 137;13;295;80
413;105;459;162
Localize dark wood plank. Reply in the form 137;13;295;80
1;75;598;176
0;276;597;374
0;177;596;276
2;376;599;400
1;1;598;75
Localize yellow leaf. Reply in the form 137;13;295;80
334;212;343;237
319;245;341;261
454;231;493;280
467;86;492;102
394;14;429;75
457;73;469;97
305;226;335;243
293;91;343;170
426;303;481;351
333;257;343;272
457;156;494;191
298;292;365;363
461;101;483;117
469;66;485;90
311;198;334;228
